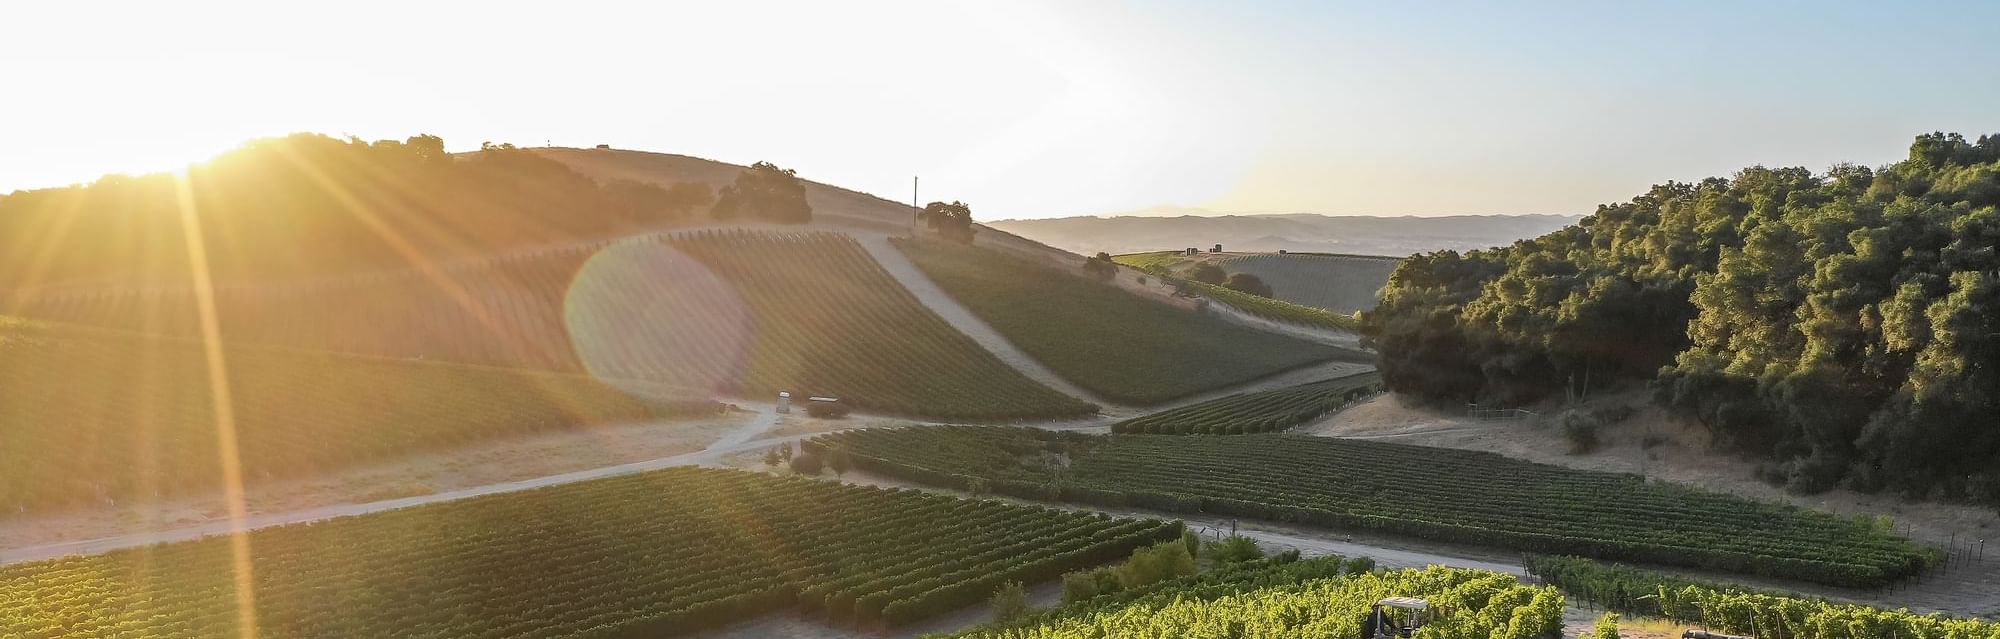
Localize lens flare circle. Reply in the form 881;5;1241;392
562;240;753;398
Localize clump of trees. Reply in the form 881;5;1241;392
920;200;977;243
1367;131;2000;501
1207;535;1265;563
1060;539;1196;604
712;161;812;224
989;581;1028;623
1083;252;1119;280
1187;262;1228;285
1223;272;1272;298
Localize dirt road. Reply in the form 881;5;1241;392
854;233;1126;410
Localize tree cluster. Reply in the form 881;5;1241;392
0;133;714;287
711;161;812;224
1082;252;1119;280
920;200;977;243
1366;132;2000;501
1222;272;1272;298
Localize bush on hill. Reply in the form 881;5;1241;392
921;200;978;243
1222;272;1272;297
711;161;812;223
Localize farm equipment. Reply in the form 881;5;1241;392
1363;597;1429;639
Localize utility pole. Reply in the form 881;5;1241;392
910;176;921;237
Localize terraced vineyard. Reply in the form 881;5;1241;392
813;427;1935;588
4;231;1094;420
0;468;1181;638
1169;273;1360;331
1527;555;1999;639
893;238;1351;404
940;561;1562;639
0;317;716;511
1112;371;1381;434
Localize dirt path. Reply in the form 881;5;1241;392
853;233;1124;410
0;404;893;566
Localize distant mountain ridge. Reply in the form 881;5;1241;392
987;212;1583;257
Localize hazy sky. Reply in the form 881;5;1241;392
3;1;1996;220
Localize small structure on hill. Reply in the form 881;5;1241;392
1184;247;1201;256
777;391;792;414
594;144;612;150
1210;244;1223;253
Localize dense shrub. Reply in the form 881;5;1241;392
990;581;1028;623
711;161;811;223
1369;132;2000;501
1208;535;1265;564
789;452;824;475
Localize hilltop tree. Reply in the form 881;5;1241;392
920;200;977;243
1223;272;1273;298
712;161;811;224
1083;252;1119;280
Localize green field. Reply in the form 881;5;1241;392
894;239;1351;404
936;561;1561;639
0;468;1181;638
812;427;1934;588
1527;555;1997;639
0;317;717;511
1113;252;1363;331
1210;253;1398;314
1112;371;1381;434
7;231;1096;420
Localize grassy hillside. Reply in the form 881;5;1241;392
1210;253;1398;314
0;317;718;511
1529;555;2000;639
893;238;1348;404
815;427;1934;588
536;147;916;234
0;467;1180;638
1109;250;1190;272
1115;251;1396;316
5;231;1095;420
0;134;717;290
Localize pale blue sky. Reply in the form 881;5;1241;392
2;1;1994;219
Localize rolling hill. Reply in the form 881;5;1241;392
3;230;1096;420
989;211;1581;257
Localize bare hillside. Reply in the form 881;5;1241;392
534;147;1085;262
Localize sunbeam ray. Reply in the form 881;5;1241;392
172;171;260;639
